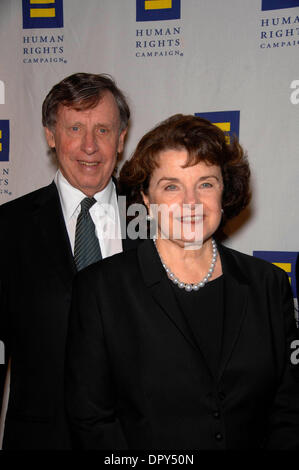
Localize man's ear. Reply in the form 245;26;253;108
44;127;56;149
117;128;127;154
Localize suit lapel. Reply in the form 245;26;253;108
216;244;249;382
33;179;136;284
33;182;76;287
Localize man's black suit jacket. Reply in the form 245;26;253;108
0;181;137;449
66;239;299;450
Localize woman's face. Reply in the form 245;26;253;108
142;148;223;248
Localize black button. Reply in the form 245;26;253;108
218;391;226;401
215;432;223;441
213;410;220;419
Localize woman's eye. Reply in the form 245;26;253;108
201;182;213;188
165;184;177;191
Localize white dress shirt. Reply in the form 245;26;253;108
54;170;123;258
0;171;123;449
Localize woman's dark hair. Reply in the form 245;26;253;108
42;72;130;132
119;114;250;221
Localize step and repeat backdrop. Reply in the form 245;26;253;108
0;0;298;314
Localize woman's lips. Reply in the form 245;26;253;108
177;215;204;222
78;161;100;166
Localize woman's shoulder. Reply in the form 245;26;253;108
219;243;288;281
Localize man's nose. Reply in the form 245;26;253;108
81;130;98;155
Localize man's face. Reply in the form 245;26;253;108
45;91;127;197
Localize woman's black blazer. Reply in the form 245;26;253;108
65;239;299;450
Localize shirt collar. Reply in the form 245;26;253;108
54;170;115;221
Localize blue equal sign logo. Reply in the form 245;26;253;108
195;111;240;144
22;0;64;29
0;120;10;162
262;0;299;11
253;251;298;299
136;0;181;22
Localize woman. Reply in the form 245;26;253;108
65;114;299;450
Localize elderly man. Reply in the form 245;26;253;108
0;73;136;449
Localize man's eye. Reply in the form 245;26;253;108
71;126;79;132
98;128;107;134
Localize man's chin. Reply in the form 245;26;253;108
74;177;108;196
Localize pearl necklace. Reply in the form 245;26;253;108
153;238;218;292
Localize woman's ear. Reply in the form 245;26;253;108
141;191;149;212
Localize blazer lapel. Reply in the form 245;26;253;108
33;182;76;287
139;240;251;382
217;244;249;382
137;240;201;353
122;235;140;252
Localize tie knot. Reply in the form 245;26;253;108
80;197;96;214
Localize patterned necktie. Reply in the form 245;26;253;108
74;197;102;271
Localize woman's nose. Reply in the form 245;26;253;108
183;189;199;205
